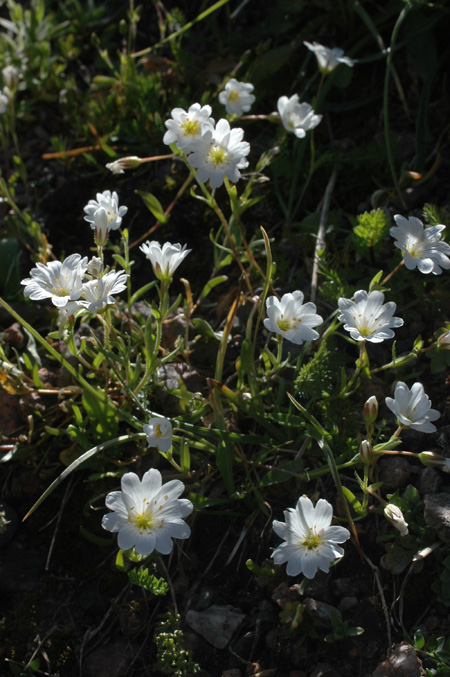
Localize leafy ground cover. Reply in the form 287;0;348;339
1;0;450;675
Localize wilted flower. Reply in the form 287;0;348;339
272;496;350;578
77;270;128;312
188;118;250;189
438;331;450;350
102;468;193;556
337;290;403;343
106;156;143;174
143;417;173;453
140;241;191;283
163;103;215;151
277;95;322;138
263;290;323;345
419;451;450;472
86;256;104;278
384;504;408;537
385;381;440;433
218;78;255;116
390;214;450;275
21;253;88;308
83;190;128;232
304;41;355;74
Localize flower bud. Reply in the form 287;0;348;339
419;451;450;473
92;207;109;247
87;256;104;278
2;65;18;90
363;396;378;424
106;156;143;175
438;331;450;351
359;439;373;463
384;504;408;537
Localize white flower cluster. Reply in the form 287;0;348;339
163;102;250;189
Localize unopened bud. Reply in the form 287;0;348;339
419;451;450;473
359;439;373;463
92;207;109;247
106;156;143;175
384;504;408;537
363;396;378;424
438;331;450;351
2;65;18;90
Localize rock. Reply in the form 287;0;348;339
310;663;341;677
372;642;423;676
379;457;411;491
418;467;441;495
423;493;450;544
83;642;138;677
338;596;359;612
303;598;341;629
186;604;246;649
331;577;358;598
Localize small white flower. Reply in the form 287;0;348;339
86;256;104;278
384;504;409;537
83;190;128;231
91;207;109;247
272;496;350;578
385;381;440;433
102;468;193;556
163;103;215;151
277;95;322;138
77;270;128;313
143;418;173;453
140;241;191;283
0;89;9;114
106;156;142;174
218;78;255;116
21;253;88;308
338;290;403;343
304;41;355;74
264;291;323;345
188;118;250;189
390;214;450;275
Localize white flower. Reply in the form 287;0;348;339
384;504;408;537
263;291;323;345
272;496;350;578
188;118;250;189
91;207;109;247
102;468;193;556
304;41;355;74
0;89;9;114
390;214;450;275
140;241;191;283
2;65;18;89
143;417;173;453
163;103;215;151
337;290;403;343
106;156;142;174
86;256;104;278
385;381;440;433
21;253;88;308
218;78;255;116
277;95;322;138
83;190;128;231
77;270;128;312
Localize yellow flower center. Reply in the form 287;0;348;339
133;511;154;531
302;529;323;551
209;146;227;166
228;91;240;102
277;318;292;332
182;118;199;136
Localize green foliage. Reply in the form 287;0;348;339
128;568;169;596
324;609;364;643
413;629;450;675
294;345;344;399
351;209;390;259
154;612;200;677
432;555;450;607
423;203;450;228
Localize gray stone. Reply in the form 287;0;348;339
379;456;411;491
186;604;246;649
372;642;423;676
303;598;341;629
418;467;441;495
424;493;450;544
